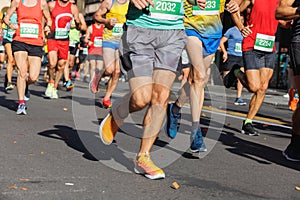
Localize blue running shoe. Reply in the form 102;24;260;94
234;98;246;105
166;103;181;139
190;127;207;153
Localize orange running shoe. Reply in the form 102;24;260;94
134;153;165;180
102;98;112;108
99;112;120;145
289;88;299;111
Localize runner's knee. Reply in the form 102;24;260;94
29;73;39;82
131;90;151;109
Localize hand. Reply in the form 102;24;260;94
44;25;50;33
106;18;117;28
131;0;154;10
241;24;253;38
279;20;293;29
196;0;206;10
9;24;18;31
70;23;76;28
222;52;228;63
226;0;239;13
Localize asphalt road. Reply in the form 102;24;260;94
0;70;299;200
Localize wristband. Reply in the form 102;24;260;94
296;6;300;14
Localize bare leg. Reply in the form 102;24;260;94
48;51;58;83
64;52;71;82
139;70;176;154
236;67;245;98
14;51;29;101
246;68;273;120
4;43;15;83
28;56;42;83
54;59;67;88
185;36;214;122
103;48;120;100
89;59;96;78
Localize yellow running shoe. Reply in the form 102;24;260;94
45;83;54;97
99;112;120;145
134;153;165;180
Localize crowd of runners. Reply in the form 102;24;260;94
0;0;299;180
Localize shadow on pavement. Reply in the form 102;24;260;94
37;125;135;172
219;132;300;171
0;95;17;112
38;125;98;161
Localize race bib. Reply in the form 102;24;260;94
254;33;275;52
75;49;79;57
55;28;69;39
112;23;124;36
149;0;182;20
83;47;88;55
94;37;102;47
69;40;76;47
20;23;39;38
181;49;189;65
235;43;242;53
192;0;220;15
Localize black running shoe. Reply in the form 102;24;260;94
223;64;240;88
283;144;300;161
241;121;260;136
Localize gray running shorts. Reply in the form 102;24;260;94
119;25;187;78
243;49;275;71
290;42;300;76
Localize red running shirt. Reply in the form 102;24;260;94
14;0;43;46
48;0;72;40
242;0;279;52
88;24;104;56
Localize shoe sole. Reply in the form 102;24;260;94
5;86;14;91
282;151;300;162
134;168;165;180
234;102;247;106
99;113;113;145
241;130;260;136
66;85;74;91
189;148;207;153
16;112;27;115
16;109;27;115
102;104;112;109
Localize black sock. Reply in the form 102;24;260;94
25;83;29;94
172;102;181;115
